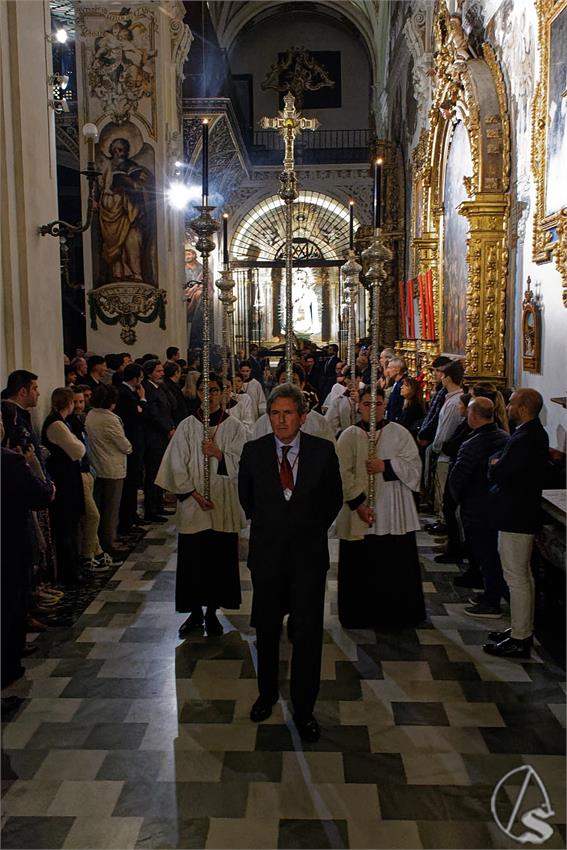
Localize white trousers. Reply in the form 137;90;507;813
498;531;535;640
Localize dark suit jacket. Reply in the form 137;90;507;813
142;380;174;453
386;378;405;423
488;417;549;533
449;423;509;527
239;431;343;578
116;383;146;452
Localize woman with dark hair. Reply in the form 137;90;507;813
156;373;246;637
85;384;132;556
398;377;426;438
41;387;86;585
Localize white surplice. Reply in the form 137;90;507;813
155;414;247;534
324;393;357;435
335;422;421;540
226;393;255;437
241;378;266;420
251;409;336;444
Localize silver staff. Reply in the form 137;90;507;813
341;249;362;423
190;204;219;500
361;228;393;507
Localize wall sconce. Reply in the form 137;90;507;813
39;123;100;238
49;73;69;90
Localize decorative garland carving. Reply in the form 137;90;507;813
555;208;567;308
397;1;510;383
88;283;167;345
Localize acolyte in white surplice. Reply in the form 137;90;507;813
335;422;422;540
155;414;247;535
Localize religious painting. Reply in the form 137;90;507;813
92;122;157;288
544;4;567;218
262;47;340;110
442;120;471;356
532;0;567;264
183;240;214;351
522;280;542;372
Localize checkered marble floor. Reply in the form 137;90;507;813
2;520;565;849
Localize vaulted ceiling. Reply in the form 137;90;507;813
207;0;388;93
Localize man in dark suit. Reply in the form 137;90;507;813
116;363;147;533
484;388;549;658
142;359;175;521
239;383;343;742
448;397;509;618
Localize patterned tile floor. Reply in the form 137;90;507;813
1;519;565;849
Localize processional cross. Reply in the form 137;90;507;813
260;92;320;376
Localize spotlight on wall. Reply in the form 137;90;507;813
47;27;68;44
167;181;200;210
49;73;70;90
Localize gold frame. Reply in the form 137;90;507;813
531;0;567;281
399;5;510;385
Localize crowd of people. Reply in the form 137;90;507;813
1;339;556;742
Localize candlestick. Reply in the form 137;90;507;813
373;158;383;229
202;119;209;201
349;201;354;250
222;214;229;266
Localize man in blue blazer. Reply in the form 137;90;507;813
485;389;549;658
239;383;343;742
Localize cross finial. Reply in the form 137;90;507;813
260;91;320;173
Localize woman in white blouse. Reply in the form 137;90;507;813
85;384;132;557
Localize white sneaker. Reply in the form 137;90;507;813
94;552;122;568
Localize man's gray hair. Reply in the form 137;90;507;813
266;382;308;415
389;357;406;371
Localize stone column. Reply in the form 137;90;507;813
75;2;192;355
0;0;64;414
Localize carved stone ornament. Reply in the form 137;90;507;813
400;1;511;384
88;283;167;346
261;46;335;111
531;0;567;282
78;5;157;128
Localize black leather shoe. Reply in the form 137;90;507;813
205;612;223;636
293;715;320;743
453;570;484;589
487;627;512;643
250;696;277;722
426;522;447;535
178;614;204;638
483;636;532;659
434;552;463;564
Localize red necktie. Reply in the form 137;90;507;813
280;445;294;492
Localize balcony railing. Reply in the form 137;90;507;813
250;128;370;165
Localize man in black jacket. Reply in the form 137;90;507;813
239;383;343;743
484;389;549;658
116;363;147;532
142;360;175;522
449;397;509;618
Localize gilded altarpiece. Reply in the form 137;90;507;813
400;6;511;384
